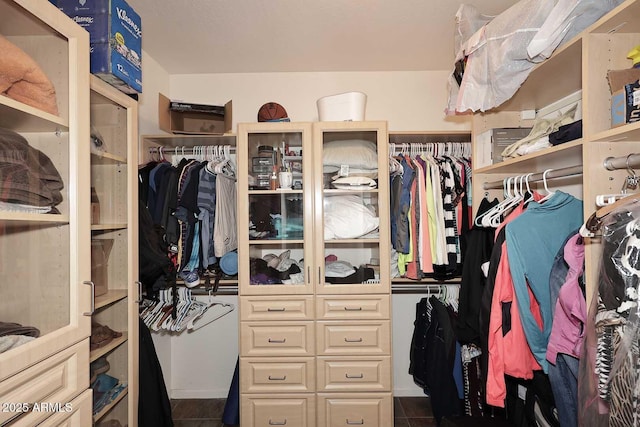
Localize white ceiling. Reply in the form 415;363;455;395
125;0;516;75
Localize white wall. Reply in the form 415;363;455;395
138;67;470;398
170;70;470;132
137;49;173;390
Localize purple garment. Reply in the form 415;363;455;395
546;233;586;364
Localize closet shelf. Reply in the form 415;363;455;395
93;386;128;422
143;134;236;148
91;224;128;231
325;238;380;244
176;279;238;287
0;96;67;132
91;152;127;164
389;130;471;144
591;0;640;33
590;121;640;143
89;332;127;362
475;139;583;174
497;36;582;112
0;212;69;224
249;239;304;245
248;189;303;195
95;290;128;310
323;189;379;194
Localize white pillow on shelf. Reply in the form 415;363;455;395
323;139;378;170
324;195;379;239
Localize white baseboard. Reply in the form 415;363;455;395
170;389;230;399
393;388;426;397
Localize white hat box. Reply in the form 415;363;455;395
317;91;367;121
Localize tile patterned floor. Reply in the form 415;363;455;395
171;396;438;426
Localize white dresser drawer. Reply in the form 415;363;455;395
242;393;316;427
241;357;315;393
316;295;390;320
0;339;89;426
241;321;315;357
317;356;391;392
241;296;314;321
316;321;390;356
317;392;393;427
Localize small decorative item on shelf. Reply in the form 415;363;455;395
278;168;293;190
269;166;278;190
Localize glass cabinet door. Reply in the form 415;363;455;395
0;0;91;381
238;123;314;295
313;122;391;295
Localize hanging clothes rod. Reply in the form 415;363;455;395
148;145;236;155
182;283;461;295
604;153;640;171
391;282;460;294
482;165;583;190
390;141;472;157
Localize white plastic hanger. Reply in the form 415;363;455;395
487;175;524;227
187;292;235;331
474;177;510;227
538;169;556;203
476;176;521;227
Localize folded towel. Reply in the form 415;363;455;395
0;34;59;116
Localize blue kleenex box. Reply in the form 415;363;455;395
54;0;142;94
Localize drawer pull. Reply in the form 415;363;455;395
345;373;364;379
268;338;287;343
344;306;363;311
268;375;287;381
346;419;364;425
267;307;286;312
269;419;287;425
344;337;363;343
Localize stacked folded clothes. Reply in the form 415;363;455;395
0;321;40;353
0;127;64;212
92;372;127;415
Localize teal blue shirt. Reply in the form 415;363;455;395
505;191;583;373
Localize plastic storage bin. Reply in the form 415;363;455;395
317;91;367;121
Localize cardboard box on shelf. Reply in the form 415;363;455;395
159;93;232;135
92;239;114;297
476;127;532;167
607;68;640;94
91;187;100;224
611;80;640;128
53;0;142;94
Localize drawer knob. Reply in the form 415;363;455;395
344;337;363;343
268;375;287;381
346;419;364;425
267;307;286;312
345;373;364;379
268;338;287;343
344;306;363;311
269;419;287;425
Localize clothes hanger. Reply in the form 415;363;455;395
145;289;170;329
596;155;639;207
522;173;535;205
487;176;523;227
581;156;640;237
538;169;556;203
187;291;235;331
477;176;521;227
581;194;640;238
474;177;510;227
